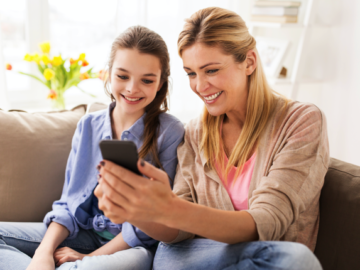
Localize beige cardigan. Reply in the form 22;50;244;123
170;97;330;251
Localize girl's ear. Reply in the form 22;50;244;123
157;81;164;92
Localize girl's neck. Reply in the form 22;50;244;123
111;104;145;139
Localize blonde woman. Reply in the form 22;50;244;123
95;7;328;270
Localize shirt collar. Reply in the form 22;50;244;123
101;102;116;140
101;102;146;140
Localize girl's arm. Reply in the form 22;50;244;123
53;232;130;266
96;160;258;244
26;222;69;270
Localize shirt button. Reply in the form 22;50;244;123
83;194;86;198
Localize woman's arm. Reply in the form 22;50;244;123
96;160;258;244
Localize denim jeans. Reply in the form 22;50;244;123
153;238;323;270
0;222;154;270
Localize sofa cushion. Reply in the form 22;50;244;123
314;158;360;270
0;105;87;222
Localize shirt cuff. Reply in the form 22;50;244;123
43;209;79;239
121;222;158;248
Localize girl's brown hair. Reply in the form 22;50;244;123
104;25;170;169
178;7;288;181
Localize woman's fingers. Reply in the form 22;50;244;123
137;159;170;185
98;193;128;223
100;160;146;189
101;169;137;200
99;178;131;207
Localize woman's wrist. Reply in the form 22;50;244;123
158;196;186;228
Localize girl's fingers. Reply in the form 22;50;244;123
99;195;128;223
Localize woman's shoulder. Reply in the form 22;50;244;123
75;107;109;135
271;96;325;127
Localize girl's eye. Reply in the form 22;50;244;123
207;69;219;74
117;75;128;80
186;72;196;77
142;79;153;84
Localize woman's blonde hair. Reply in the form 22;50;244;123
178;7;287;181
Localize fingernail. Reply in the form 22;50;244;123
96;165;101;171
100;161;105;166
140;159;145;167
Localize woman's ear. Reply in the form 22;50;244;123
245;50;257;76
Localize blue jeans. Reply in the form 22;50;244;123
0;222;154;270
153;238;323;270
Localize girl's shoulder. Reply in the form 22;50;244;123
157;112;185;141
75;107;109;135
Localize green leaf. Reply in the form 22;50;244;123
18;71;50;89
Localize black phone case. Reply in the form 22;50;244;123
99;140;141;175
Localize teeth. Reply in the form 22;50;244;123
124;96;142;102
204;91;222;101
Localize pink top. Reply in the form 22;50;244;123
215;120;257;211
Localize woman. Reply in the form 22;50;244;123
95;7;329;270
0;26;184;270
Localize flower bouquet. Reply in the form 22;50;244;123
8;42;107;110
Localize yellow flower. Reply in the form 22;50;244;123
78;53;86;61
24;54;33;62
32;53;41;64
52;55;63;66
39;42;51;54
41;55;50;65
47;90;57;100
69;58;78;65
43;68;55;80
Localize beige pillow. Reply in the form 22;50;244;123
0;105;87;222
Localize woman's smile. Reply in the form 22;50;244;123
202;91;223;104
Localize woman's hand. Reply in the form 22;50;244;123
95;159;176;225
53;247;86;267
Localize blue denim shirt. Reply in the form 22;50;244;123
43;102;185;248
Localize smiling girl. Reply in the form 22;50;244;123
0;26;184;270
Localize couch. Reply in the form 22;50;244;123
0;104;359;270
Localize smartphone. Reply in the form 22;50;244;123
99;140;142;176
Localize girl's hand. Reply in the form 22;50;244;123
95;160;176;224
26;252;55;270
54;247;86;267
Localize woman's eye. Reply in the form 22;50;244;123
186;72;196;77
207;69;219;74
117;75;128;80
142;79;153;84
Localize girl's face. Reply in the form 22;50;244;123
110;48;162;116
181;42;256;117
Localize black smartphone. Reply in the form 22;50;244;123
99;140;142;176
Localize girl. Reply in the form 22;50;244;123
96;8;328;270
0;25;184;270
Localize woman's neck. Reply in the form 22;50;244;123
111;105;145;139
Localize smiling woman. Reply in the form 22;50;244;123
95;7;328;270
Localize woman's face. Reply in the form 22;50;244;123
110;48;162;116
182;43;255;117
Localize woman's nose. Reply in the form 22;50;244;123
195;77;210;93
